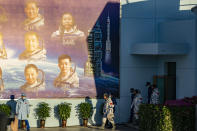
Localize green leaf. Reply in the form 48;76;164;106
139;104;195;131
35;102;51;120
57;102;72;120
0;104;11;116
76;102;93;119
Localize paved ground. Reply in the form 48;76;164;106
18;124;138;131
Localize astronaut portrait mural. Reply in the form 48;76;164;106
23;1;44;31
20;64;45;93
19;31;46;61
0;32;7;59
54;54;79;89
0;0;120;99
51;13;85;45
0;67;4;92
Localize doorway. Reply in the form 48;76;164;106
165;62;176;101
153;62;176;103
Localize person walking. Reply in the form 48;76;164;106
131;89;142;125
99;93;116;130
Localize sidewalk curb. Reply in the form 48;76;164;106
126;123;139;130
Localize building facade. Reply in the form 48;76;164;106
0;0;197;127
120;0;197;122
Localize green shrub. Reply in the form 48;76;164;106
57;102;72;120
77;102;93;119
35;102;51;120
139;104;195;131
0;104;11;116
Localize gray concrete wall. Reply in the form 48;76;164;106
158;20;197;99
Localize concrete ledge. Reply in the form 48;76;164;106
130;43;189;55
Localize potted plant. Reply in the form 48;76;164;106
77;102;93;127
35;102;51;128
0;104;11;116
57;102;72;127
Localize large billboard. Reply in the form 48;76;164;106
0;0;120;98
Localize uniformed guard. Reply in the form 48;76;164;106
146;82;152;104
16;93;30;131
99;93;116;130
150;84;159;104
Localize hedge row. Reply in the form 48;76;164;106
0;104;11;116
139;104;195;131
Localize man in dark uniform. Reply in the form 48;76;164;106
146;82;152;104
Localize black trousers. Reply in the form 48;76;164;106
130;107;134;122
